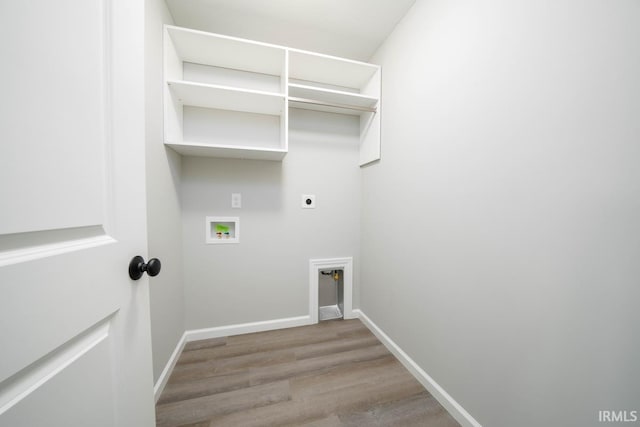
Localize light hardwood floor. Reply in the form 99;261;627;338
156;319;461;427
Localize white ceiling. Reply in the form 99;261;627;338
164;0;416;61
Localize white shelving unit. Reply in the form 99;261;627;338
164;25;381;165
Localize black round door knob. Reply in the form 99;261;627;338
129;256;162;280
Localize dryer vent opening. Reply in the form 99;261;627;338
319;269;344;321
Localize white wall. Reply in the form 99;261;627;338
181;109;361;329
145;0;185;383
362;1;640;426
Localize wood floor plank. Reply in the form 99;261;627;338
293;334;380;360
289;356;408;398
176;422;209;427
183;337;226;352
248;343;391;386
299;415;342;427
176;320;367;364
156;319;461;427
204;371;426;426
177;332;341;365
169;347;296;383
338;392;461;427
155;380;290;427
292;371;427;418
158;371;252;405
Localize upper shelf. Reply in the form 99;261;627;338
168;80;285;116
289;49;380;90
166;25;286;76
288;83;378;115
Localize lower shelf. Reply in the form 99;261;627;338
166;141;287;161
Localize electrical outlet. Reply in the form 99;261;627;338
231;193;241;208
302;194;316;209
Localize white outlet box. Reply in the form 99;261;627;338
231;193;241;208
302;194;316;209
206;216;239;244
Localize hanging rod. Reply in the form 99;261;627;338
288;96;377;114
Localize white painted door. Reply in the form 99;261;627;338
0;0;155;426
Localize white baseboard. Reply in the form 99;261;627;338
353;309;482;427
153;332;187;403
184;315;312;342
